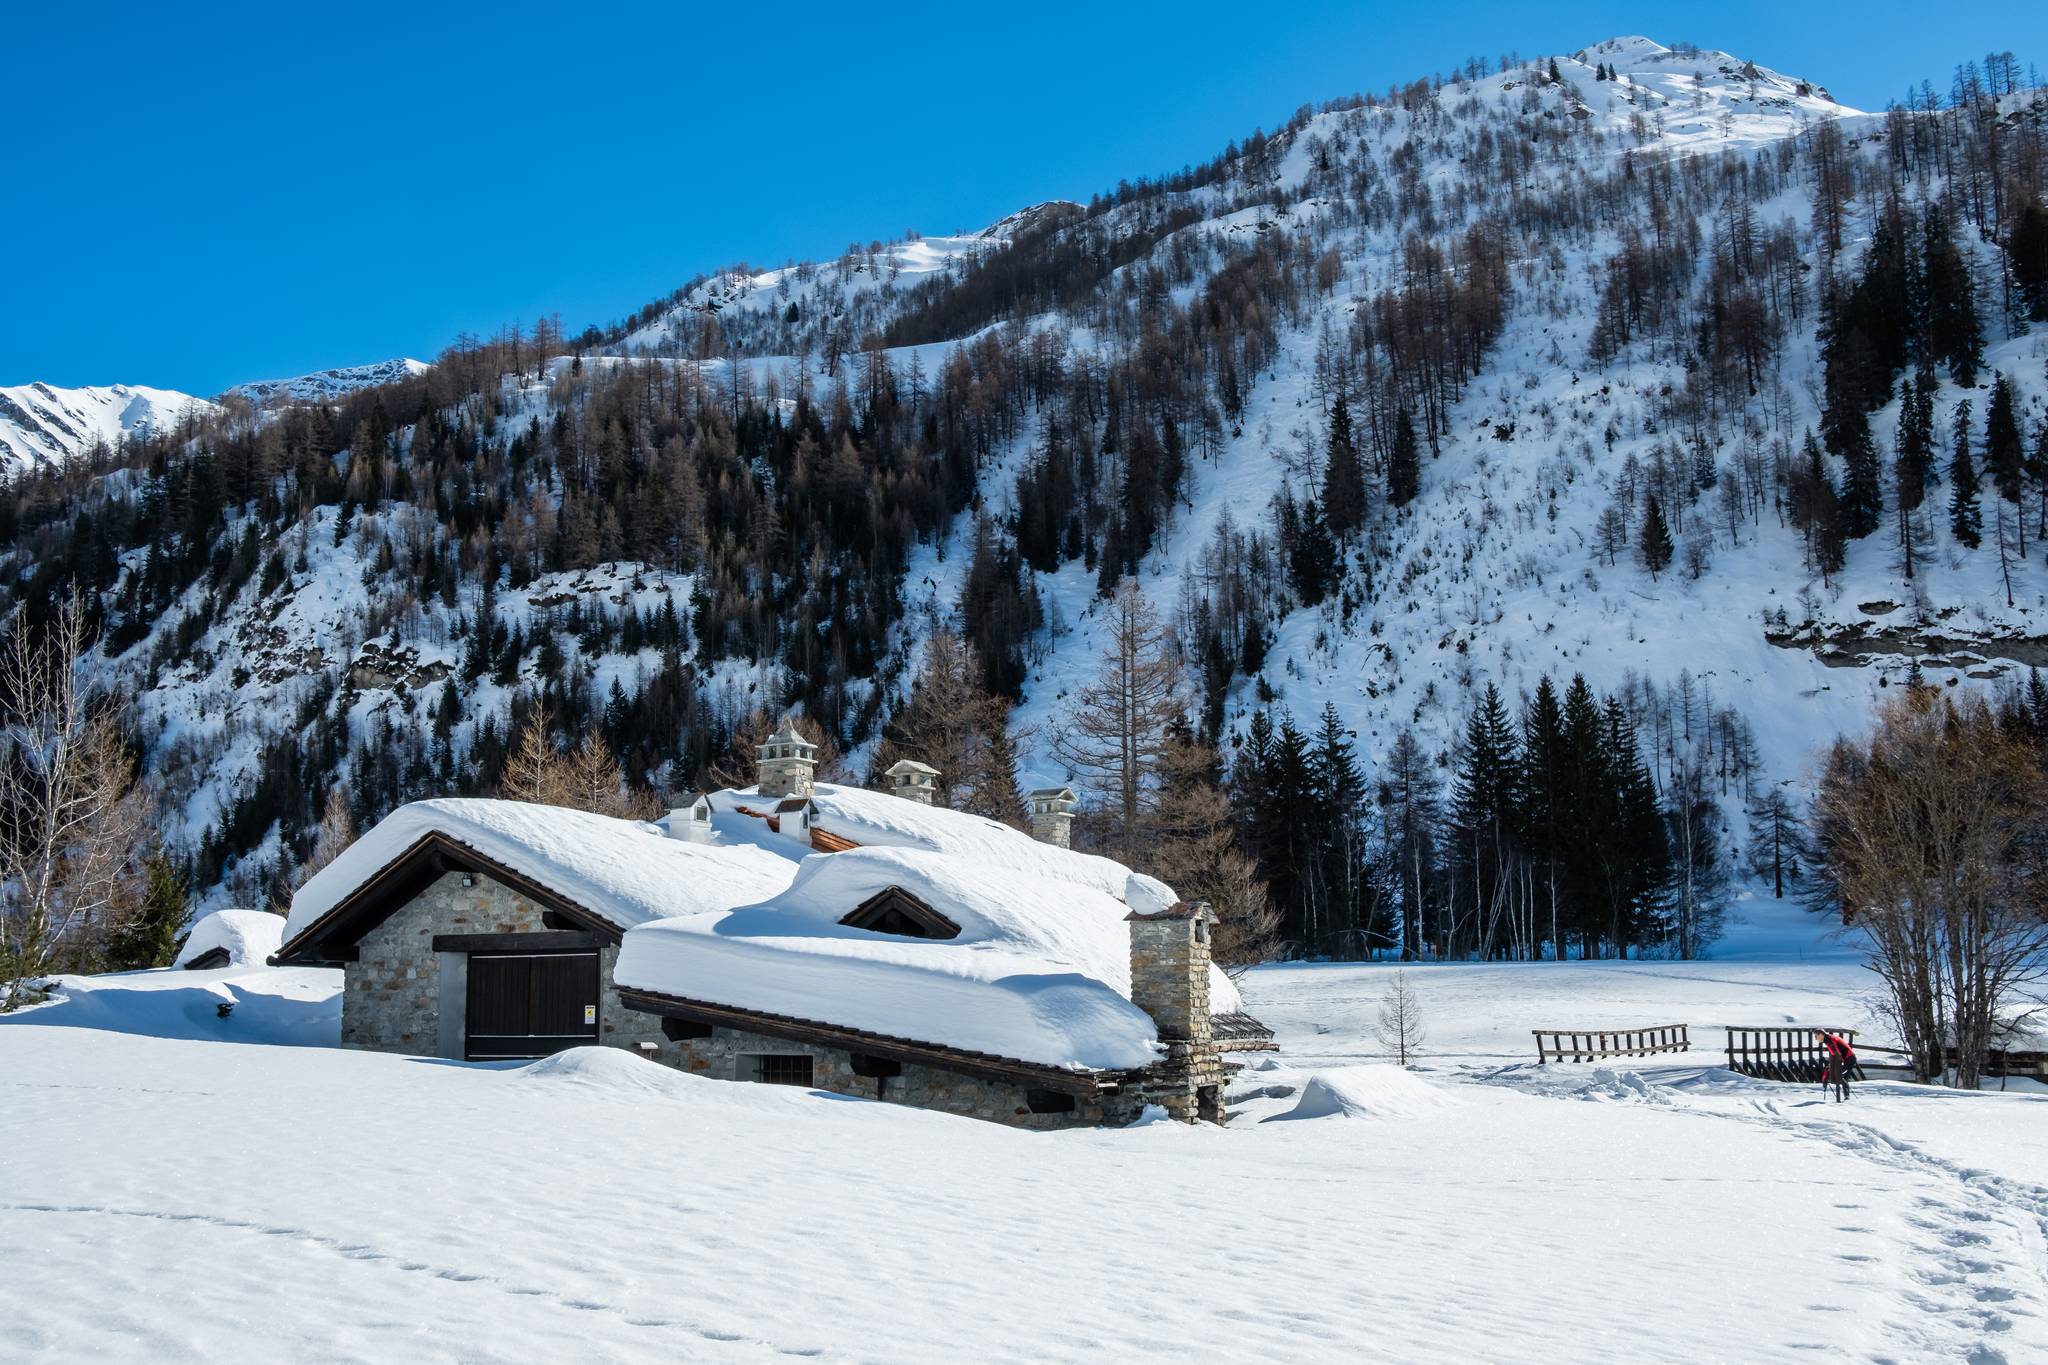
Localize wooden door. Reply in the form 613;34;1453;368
465;952;599;1059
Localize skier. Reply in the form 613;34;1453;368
1816;1030;1855;1102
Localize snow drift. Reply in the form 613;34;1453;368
1274;1066;1460;1121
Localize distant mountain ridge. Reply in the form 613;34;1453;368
227;358;432;406
0;360;432;473
0;382;216;473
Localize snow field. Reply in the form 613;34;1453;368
3;901;2043;1363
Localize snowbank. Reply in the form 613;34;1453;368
516;1046;704;1098
616;845;1166;1071
1274;1066;1460;1121
0;963;340;1047
173;908;284;968
284;798;797;944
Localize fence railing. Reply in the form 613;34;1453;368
1724;1026;1866;1082
1533;1025;1690;1064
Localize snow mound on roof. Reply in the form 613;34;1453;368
1274;1066;1459;1121
173;909;285;968
617;844;1168;1071
717;783;1179;914
285;798;796;943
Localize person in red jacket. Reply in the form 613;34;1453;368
1817;1030;1856;1102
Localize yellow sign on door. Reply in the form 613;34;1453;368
583;1005;596;1025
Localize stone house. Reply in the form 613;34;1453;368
273;729;1273;1126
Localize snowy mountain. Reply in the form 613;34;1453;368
0;381;215;472
226;357;431;406
6;35;2046;930
0;362;431;472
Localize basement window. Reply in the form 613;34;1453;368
848;1053;901;1079
741;1054;814;1087
662;1017;713;1042
1024;1088;1077;1115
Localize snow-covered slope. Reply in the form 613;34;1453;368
19;35;2046;917
0;381;214;472
227;357;430;405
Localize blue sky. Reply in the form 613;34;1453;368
7;2;2044;394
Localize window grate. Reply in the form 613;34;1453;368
749;1054;814;1086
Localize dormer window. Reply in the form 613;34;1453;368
838;885;961;940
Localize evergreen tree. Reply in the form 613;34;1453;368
1922;203;1982;385
1445;684;1521;951
1283;495;1339;606
2011;201;2048;322
1596;698;1669;955
1836;406;1883;538
1638;493;1674;578
1951;398;1982;548
1321;395;1367;538
1557;675;1609;951
1309;702;1371;947
1894;368;1936;510
1378;729;1438;959
1798;430;1847;579
1518;677;1569;959
1387;407;1421;509
104;848;190;971
1985;373;2025;505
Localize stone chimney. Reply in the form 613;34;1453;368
1124;902;1214;1047
1122;901;1223;1124
884;759;939;805
1025;786;1076;848
756;717;818;798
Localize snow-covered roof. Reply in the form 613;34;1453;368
703;783;1179;914
615;845;1168;1071
651;783;1249;1063
282;791;1248;1072
282;798;795;946
174;909;286;969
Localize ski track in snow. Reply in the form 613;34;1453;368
1468;1064;2048;1362
0;1200;827;1357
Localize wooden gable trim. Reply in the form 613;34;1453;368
810;827;859;853
837;884;961;940
616;987;1115;1095
270;831;623;966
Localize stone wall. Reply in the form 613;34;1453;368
341;870;663;1059
642;1019;1106;1131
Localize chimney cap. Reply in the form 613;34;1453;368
1025;784;1076;801
885;759;940;777
763;716;815;750
1125;900;1215;924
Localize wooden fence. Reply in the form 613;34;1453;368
1724;1027;1867;1082
1533;1024;1689;1064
